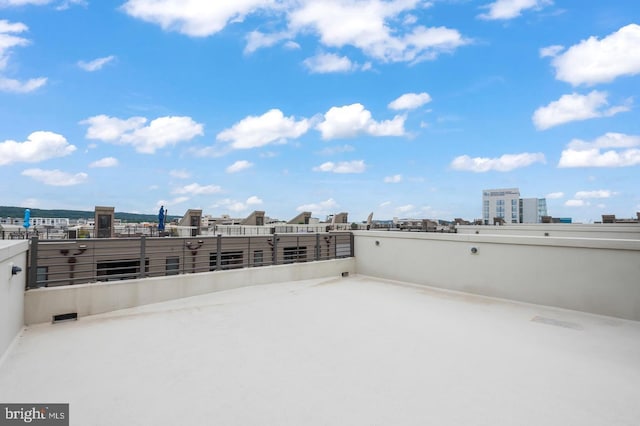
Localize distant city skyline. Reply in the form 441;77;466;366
1;1;639;223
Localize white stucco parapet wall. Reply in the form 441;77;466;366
353;231;640;321
457;223;640;239
0;240;28;362
24;258;355;325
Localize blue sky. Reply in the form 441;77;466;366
1;0;639;223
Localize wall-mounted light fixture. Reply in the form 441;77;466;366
375;240;380;246
11;265;22;275
470;246;478;254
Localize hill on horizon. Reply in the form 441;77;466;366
0;206;179;223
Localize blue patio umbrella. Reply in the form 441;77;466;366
23;208;31;229
158;206;165;232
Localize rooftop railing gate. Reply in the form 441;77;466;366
26;232;354;289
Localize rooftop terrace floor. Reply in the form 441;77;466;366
2;275;639;425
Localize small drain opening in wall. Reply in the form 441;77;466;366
53;312;78;323
341;271;349;277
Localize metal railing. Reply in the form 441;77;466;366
27;232;354;289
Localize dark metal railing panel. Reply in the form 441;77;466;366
26;232;354;288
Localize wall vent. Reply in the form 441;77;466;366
53;313;78;323
341;271;349;277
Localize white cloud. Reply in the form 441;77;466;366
156;197;189;208
384;174;402;183
169;169;190;179
478;0;552;20
317;144;355;156
0;19;28;69
0;76;47;93
226;160;254;173
188;145;230;158
21;168;88;186
0;20;47;92
77;55;115;72
89;157;118;168
565;199;587;207
379;201;391;207
388;92;432;110
0;19;27;32
172;183;222;195
0;0;85;7
539;44;564;58
564;189;616;208
289;2;468;63
284;40;300;50
450;152;545;172
532;91;630;130
303;52;358;74
313;160;366;174
569;133;640;150
217;109;309;149
121;0;272;37
121;1;468;64
0;131;76;165
396;204;415;214
244;30;291;54
81;114;204;154
316;103;405;140
545;192;564;199
214;196;263;213
575;190;613;199
56;0;87;10
246;195;263;205
558;133;640;168
551;24;640;86
296;198;338;214
0;1;50;6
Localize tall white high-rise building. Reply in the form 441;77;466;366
482;188;520;224
520;198;548;224
482;188;548;224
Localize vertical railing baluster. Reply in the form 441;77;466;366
350;232;354;258
247;235;251;268
182;238;186;275
139;236;146;279
273;234;278;265
28;236;38;289
216;234;222;271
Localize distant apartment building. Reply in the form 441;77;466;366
520;198;548;224
30;217;70;227
483;188;520;224
0;217;70;227
482;188;547;224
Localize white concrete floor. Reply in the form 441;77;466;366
1;275;639;426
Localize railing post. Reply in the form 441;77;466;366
216;234;222;270
28;236;38;289
350;232;355;257
181;238;186;275
315;233;320;261
247;235;251;268
273;233;278;265
139;236;147;279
